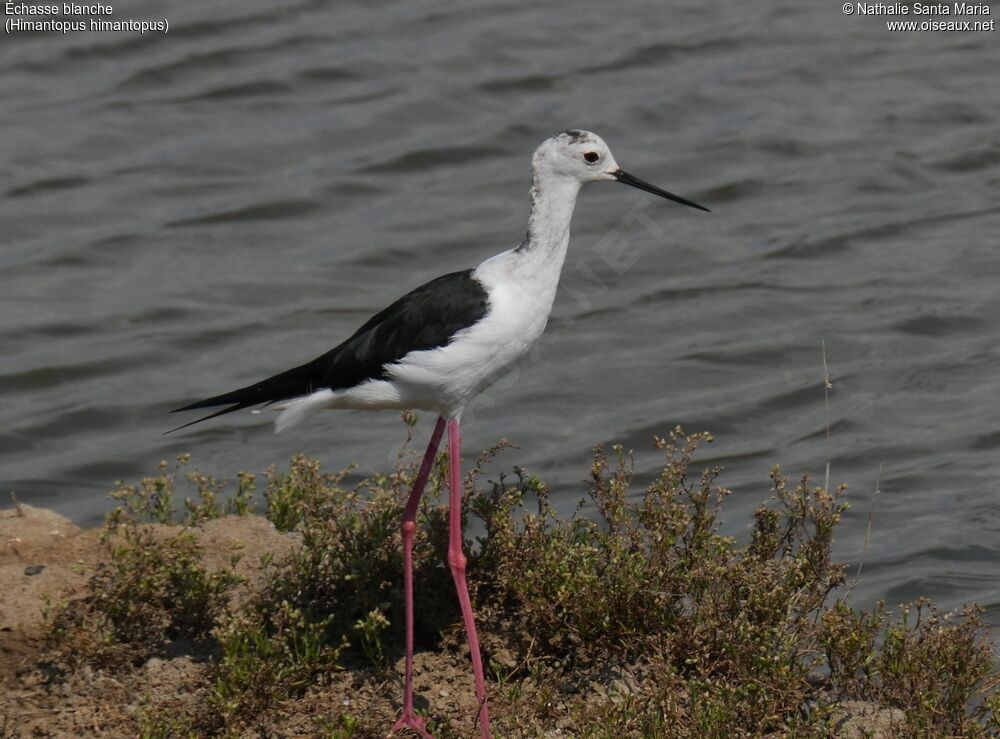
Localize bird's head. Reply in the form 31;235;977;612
532;130;709;212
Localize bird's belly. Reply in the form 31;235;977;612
386;294;549;415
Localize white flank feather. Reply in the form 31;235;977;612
274;390;335;433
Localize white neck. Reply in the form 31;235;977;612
514;171;581;274
474;169;582;310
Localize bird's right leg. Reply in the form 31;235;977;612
446;417;491;738
392;416;446;739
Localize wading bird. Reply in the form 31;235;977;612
171;130;708;738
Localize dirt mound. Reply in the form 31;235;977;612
0;506;300;737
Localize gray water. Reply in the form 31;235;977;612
2;1;999;626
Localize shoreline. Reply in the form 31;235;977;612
2;438;997;737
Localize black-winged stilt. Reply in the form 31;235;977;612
170;130;708;738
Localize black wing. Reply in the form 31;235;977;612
168;269;489;432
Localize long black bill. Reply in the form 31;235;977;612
613;169;709;212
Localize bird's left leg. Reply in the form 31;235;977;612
446;418;492;738
392;416;446;739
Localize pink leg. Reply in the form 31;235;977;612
392;416;446;739
446;418;492;738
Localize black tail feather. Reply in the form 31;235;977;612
171;384;263;414
164;402;256;435
168;360;322;433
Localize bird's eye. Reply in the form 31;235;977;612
583;151;599;164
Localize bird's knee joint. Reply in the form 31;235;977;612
448;550;467;571
402;521;416;534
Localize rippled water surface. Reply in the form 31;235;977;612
2;1;999;623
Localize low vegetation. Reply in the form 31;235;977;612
19;423;1000;737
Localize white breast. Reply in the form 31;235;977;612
386;251;558;416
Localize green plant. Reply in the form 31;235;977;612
105;454;257;528
228;471;257;516
822;598;997;735
315;713;361;738
102;529;237;645
263;454;355;532
107;457;185;526
136;705;200;739
212;603;344;720
50;526;238;667
353;608;391;670
470;428;852;735
257;452;453;663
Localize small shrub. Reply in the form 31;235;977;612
257;453;453;662
106;454;256;528
353;608;391;670
106;457;186;526
212;603;344;720
136;706;200;739
263;454;355;533
51;526;238;666
822;598;997;736
315;714;361;739
99;529;237;647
